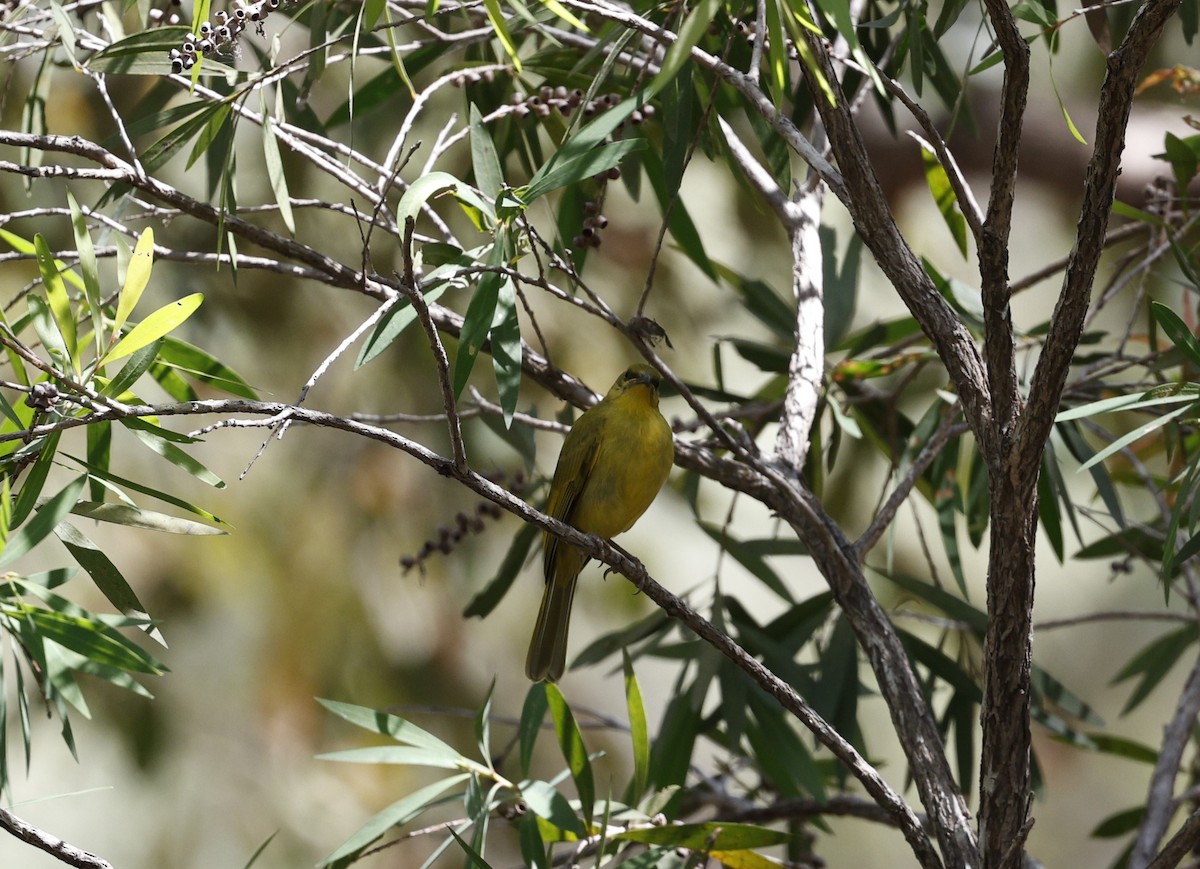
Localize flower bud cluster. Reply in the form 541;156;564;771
166;0;298;72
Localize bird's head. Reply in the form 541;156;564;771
606;363;662;405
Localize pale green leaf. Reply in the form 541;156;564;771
104;292;203;364
113;227;155;337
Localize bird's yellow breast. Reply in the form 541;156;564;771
571;392;673;538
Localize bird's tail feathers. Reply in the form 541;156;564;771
525;574;579;683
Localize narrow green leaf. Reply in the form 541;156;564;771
157;334;259;399
623;651;649;801
261;114;296;234
1113;625;1198;714
1163;132;1200;194
113;227;154;337
0;476;86;569
517;814;548;869
491;277;522;426
11;606;162;674
470;104;504;200
449;828;496;869
571;609;671;670
453;271;503;397
880;569;987;634
65;455;227;526
34;234;77;369
545;683;595;826
1032;666;1104;726
475;678;495;772
49;1;78;66
521;779;586;837
643;147;716;281
522;138;644;204
397;172;462;228
645;0;721;98
317;774;470;867
698;523;795;601
648;676;700;789
187;102;232;171
481;0;521;70
317;746;470;769
1079;404;1190;471
70;501;225;535
356;288;447;369
916;137;969;257
10;431;61;528
123;418;224;488
53;521;157;630
463;520;538;619
66;192;103;357
1151;302;1200;368
746;695;824;799
240;830;279;869
1091;806;1144;838
104;292;203;364
1049;57;1087;145
317;698;462;755
518;681;549;778
102;339;164;398
1087;733;1158;765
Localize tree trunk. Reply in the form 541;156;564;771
979;476;1038;868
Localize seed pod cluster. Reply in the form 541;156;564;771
166;0;299;72
399;469;530;574
148;0;184;26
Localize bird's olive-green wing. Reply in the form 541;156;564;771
542;410;606;583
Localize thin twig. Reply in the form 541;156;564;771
854;414;967;558
1035;610;1194;630
400;216;467;473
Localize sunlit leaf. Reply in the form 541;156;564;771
105;292;202;364
113;228;154;339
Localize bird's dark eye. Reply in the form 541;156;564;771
623;370;636;382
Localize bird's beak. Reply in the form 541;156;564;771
630;372;658;388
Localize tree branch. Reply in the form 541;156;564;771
785;26;991;471
1144;804;1200;869
0;807;113;869
977;0;1030;447
1131;649;1200;868
1015;0;1183;476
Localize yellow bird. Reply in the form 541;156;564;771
525;363;675;683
